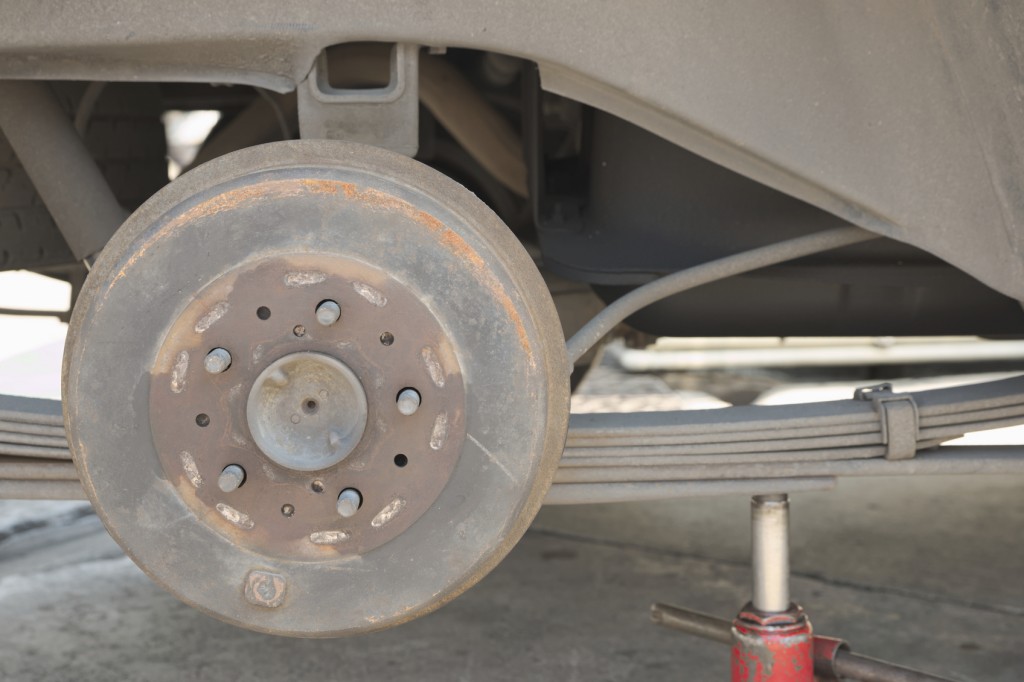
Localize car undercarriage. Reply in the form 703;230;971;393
0;3;1022;677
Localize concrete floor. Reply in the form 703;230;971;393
0;473;1021;681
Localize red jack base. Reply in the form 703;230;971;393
731;604;814;682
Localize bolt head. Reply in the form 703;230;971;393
315;300;342;326
204;347;232;374
244;570;287;608
396;388;421;416
336;488;362;518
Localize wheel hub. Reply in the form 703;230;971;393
246;351;368;472
149;253;466;558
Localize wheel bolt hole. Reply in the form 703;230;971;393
195;413;210;427
256;306;271;320
379;331;394;346
311;480;325;494
394;454;408;468
281;504;295;518
302;399;318;415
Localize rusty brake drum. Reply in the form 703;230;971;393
62;140;570;636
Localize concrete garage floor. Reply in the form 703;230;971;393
0;475;1021;681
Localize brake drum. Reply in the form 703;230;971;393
63;141;570;636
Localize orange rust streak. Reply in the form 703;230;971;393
111;177;533;364
439;229;533;365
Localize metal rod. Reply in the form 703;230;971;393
650;603;733;645
0;80;128;260
833;650;954;682
751;493;790;613
565;226;878;364
611;338;1024;371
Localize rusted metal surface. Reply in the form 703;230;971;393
149;254;466;559
62;140;570;636
731;605;814;682
653;602;954;682
244;570;287;608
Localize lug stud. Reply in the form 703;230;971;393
217;464;246;492
204;347;232;374
396;388;421;416
315;300;341;326
336;488;362;518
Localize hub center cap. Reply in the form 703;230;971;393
247;352;368;471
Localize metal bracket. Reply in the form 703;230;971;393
854;383;919;460
297;43;419;156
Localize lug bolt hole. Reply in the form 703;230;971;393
394;454;408;468
379;331;394;346
257;306;271;320
311;480;325;494
302;399;318;415
195;413;210;427
281;504;295;518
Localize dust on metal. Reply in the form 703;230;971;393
309;530;349;545
353;281;387;307
170;351;189;393
194;301;230;333
216;503;255;530
421;346;445;387
180;451;202;488
371;497;406;527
